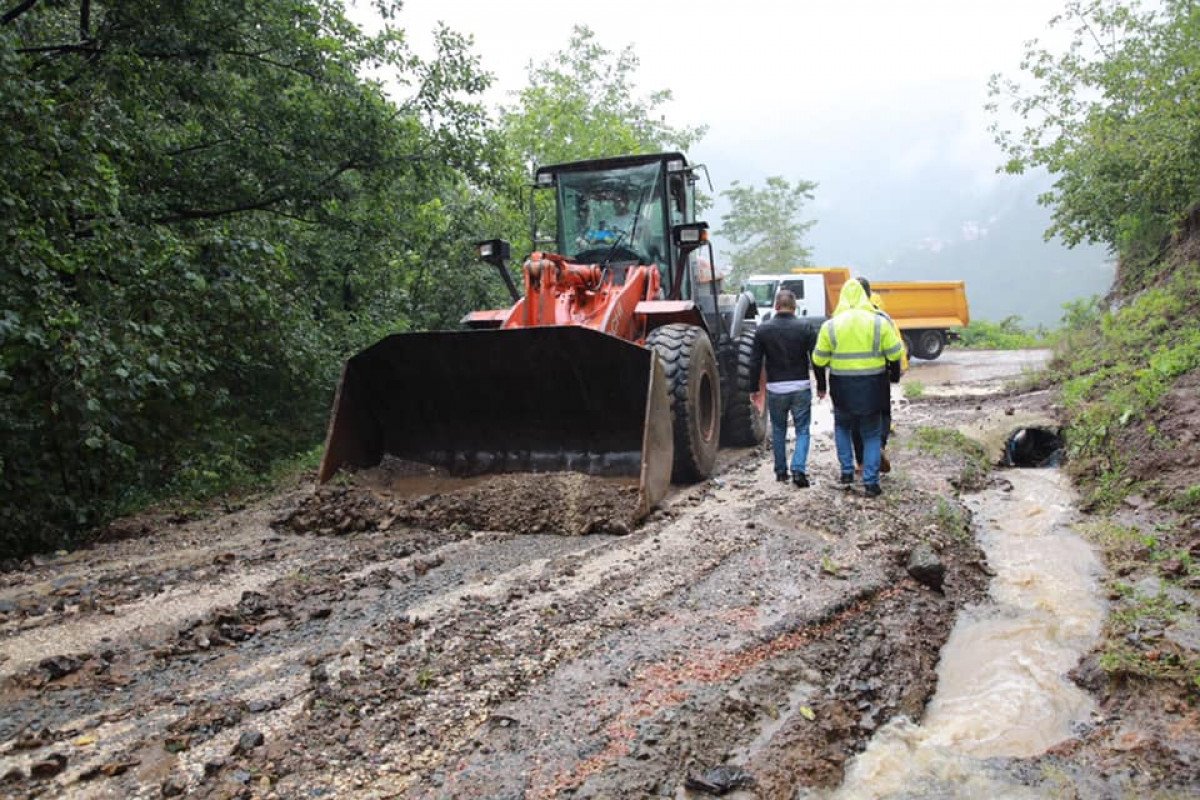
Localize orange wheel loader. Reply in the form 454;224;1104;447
317;153;767;521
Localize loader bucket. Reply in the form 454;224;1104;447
318;326;673;520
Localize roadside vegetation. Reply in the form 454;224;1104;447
952;317;1049;350
992;0;1200;702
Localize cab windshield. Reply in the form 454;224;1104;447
558;162;666;269
744;280;779;307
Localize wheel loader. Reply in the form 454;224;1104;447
318;153;766;521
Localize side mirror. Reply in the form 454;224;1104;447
475;239;519;302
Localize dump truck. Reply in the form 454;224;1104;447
318;153;767;519
741;267;970;360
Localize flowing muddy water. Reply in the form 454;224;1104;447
821;468;1105;799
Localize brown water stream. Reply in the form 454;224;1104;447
824;468;1106;799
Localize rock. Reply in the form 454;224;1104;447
161;777;186;796
683;765;755;795
38;654;84;680
1069;653;1107;692
29;753;67;778
234;730;265;754
1159;559;1186;578
231;769;252;784
906;544;945;593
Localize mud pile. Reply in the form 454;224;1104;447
276;461;642;537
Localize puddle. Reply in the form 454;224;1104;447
819;468;1105;799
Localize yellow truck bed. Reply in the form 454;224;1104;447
871;280;970;330
787;266;970;359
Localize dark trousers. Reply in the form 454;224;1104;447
852;377;891;465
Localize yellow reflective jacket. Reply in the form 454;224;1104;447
869;291;908;372
812;280;904;375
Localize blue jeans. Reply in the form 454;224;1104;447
835;410;883;486
767;389;812;477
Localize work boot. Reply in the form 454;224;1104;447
792;473;810;488
839;472;854;486
776;472;789;482
864;484;882;498
880;452;891;473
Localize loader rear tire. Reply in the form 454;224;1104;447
722;325;767;447
648;323;721;483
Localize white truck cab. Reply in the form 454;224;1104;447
742;273;829;322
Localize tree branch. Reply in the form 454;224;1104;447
1;0;38;25
79;0;89;39
152;162;361;225
16;41;98;54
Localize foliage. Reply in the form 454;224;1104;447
716;177;818;283
955;316;1046;350
500;25;707;254
989;0;1200;285
0;0;504;556
502;26;706;172
1050;261;1200;507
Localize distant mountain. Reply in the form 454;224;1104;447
855;177;1115;328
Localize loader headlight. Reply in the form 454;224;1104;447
673;222;710;247
475;239;511;266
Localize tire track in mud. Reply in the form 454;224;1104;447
1;413;991;799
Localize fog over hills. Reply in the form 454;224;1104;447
867;178;1115;327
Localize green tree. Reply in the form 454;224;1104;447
717;176;818;282
0;0;500;555
502;25;706;170
497;25;708;259
988;0;1200;275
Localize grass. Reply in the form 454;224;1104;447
903;380;925;399
927;497;970;542
1076;519;1200;693
954;316;1049;350
907;426;992;490
1049;261;1200;509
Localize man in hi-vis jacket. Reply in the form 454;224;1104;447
811;279;904;497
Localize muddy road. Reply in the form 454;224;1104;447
1;348;1098;799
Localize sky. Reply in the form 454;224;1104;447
349;0;1114;323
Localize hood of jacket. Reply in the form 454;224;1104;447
835;278;875;315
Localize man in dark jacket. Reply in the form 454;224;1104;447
746;289;826;487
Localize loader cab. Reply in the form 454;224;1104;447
534;153;702;300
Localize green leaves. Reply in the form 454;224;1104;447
716;177;818;282
0;0;502;557
502;25;706;171
990;0;1200;273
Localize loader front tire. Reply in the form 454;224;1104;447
722;325;767;447
648;323;720;483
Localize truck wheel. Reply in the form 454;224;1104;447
648;323;721;482
914;329;945;360
722;325;767;447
